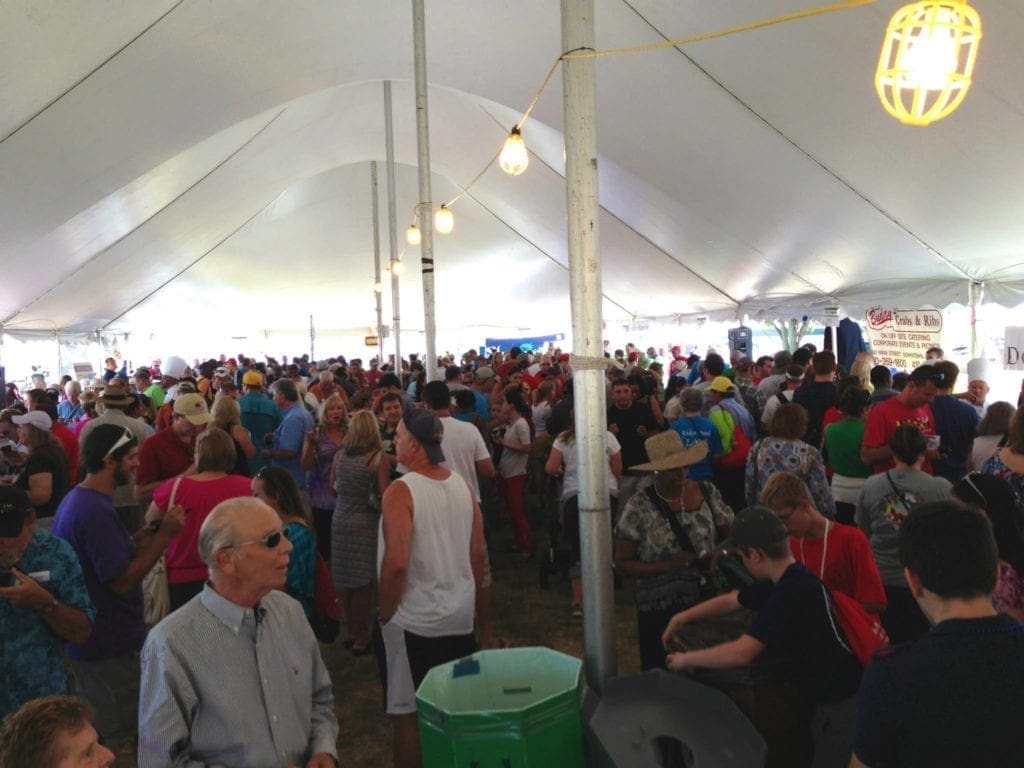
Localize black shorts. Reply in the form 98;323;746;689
379;622;477;714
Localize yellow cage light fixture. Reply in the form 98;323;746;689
875;0;981;126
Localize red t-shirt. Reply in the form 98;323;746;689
861;396;935;474
136;427;193;488
51;422;79;485
790;522;886;611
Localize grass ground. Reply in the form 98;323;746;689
116;496;642;767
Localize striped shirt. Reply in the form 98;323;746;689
138;585;338;767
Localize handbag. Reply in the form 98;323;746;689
142;476;180;625
647;483;730;600
822;583;890;666
716;408;752;470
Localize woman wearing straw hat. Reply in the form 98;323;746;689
614;431;734;671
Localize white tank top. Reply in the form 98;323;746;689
379;471;476;637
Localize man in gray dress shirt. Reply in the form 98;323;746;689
138;497;339;768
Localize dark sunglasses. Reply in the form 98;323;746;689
228;527;289;550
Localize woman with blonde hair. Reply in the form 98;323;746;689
849;351;874;389
302;392;348;559
209;396;255;477
145;427;251;608
330;410;389;654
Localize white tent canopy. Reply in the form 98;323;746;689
2;0;1023;345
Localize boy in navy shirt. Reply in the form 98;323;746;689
662;506;861;767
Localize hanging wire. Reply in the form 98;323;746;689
435;0;877;215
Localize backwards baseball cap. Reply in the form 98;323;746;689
214;366;230;378
474;366;496;381
173;393;211;425
722;506;789;551
0;486;33;538
242;370;264;386
402;409;445;464
12;411;52;431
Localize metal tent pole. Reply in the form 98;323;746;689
384;81;402;371
371;161;385;364
411;0;438;379
562;0;616;690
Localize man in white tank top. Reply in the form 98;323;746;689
377;408;486;768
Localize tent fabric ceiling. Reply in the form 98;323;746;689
1;0;1023;339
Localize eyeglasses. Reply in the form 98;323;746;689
105;429;134;457
227;527;290;549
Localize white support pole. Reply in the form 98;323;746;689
384;81;402;371
562;0;616;690
411;0;438;380
371;161;385;364
969;281;983;358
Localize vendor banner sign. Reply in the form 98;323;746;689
1004;327;1024;371
866;306;943;370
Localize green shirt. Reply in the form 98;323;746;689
823;418;871;478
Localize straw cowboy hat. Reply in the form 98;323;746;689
629;430;708;472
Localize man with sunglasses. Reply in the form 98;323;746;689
52;425;184;750
138;497;339;768
861;365;942;475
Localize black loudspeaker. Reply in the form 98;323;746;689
728;326;752;359
585;669;766;767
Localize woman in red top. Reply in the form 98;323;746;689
145;427;252;609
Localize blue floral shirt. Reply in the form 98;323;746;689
0;530;95;719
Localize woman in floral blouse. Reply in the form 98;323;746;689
614;431;734;671
745;403;836;518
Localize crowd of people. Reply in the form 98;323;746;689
0;341;1022;767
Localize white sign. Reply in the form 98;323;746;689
1004;327;1024;371
865;306;943;370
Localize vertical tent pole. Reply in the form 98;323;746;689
384;81;402;372
371;161;385;364
412;0;438;379
562;0;616;690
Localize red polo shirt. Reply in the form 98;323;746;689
136;426;192;487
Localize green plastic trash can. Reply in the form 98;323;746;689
416;647;585;768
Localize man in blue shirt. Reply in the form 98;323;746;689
0;486;94;720
263;378;313;493
238;370;280;475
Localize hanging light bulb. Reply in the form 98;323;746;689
391;259;405;276
434;204;454;235
875;0;981;126
499;125;529;176
406;223;421;245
